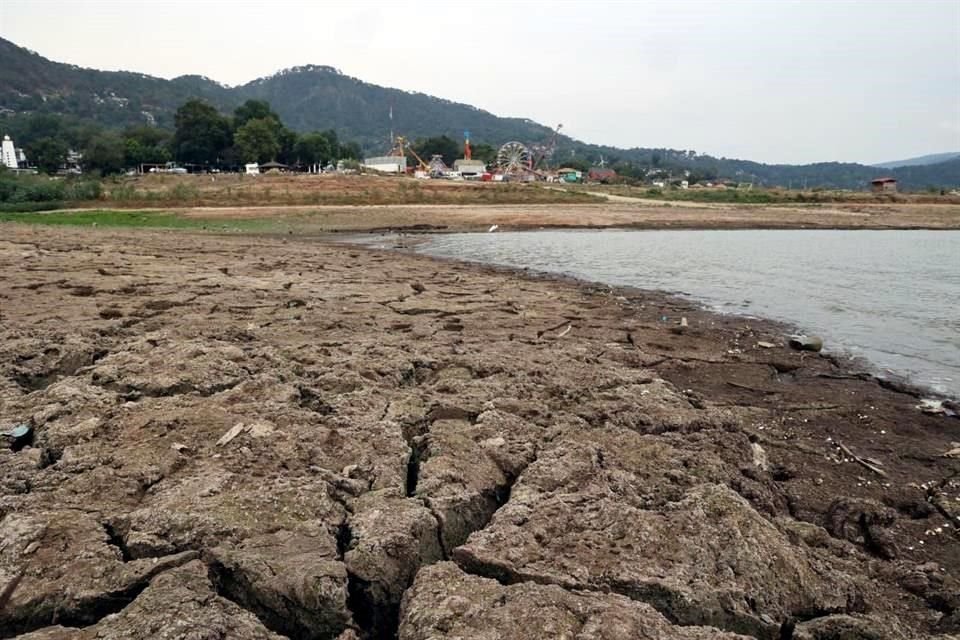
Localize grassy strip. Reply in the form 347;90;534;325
0;209;279;231
0;201;65;213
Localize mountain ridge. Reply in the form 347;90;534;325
873;152;960;170
1;36;957;189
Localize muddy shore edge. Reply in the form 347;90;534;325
1;224;959;640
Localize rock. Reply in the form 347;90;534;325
414;419;510;552
826;497;899;560
757;341;777;349
17;560;287;640
399;561;751;639
788;335;823;352
453;482;865;638
343;490;444;636
792;613;916;639
205;528;351;640
0;510;200;635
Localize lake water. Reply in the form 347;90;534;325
412;230;960;398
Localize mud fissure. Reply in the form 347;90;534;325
103;522;133;562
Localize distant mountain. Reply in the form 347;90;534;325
1;36;958;189
873;152;960;170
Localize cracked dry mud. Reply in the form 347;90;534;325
1;225;959;640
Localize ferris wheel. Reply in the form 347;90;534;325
496;141;533;175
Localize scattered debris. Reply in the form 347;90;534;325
3;424;33;450
942;443;960;458
556;324;572;338
216;423;247;447
670;317;689;335
920;399;959;419
789;335;823;352
837;441;887;477
757;341;777;349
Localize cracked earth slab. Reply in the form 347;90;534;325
1;225;959;639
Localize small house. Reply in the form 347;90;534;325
259;161;289;174
870;177;897;193
453;159;486;178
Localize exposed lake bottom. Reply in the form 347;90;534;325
413;230;960;397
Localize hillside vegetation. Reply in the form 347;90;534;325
2;37;958;190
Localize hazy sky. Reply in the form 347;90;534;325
2;0;958;164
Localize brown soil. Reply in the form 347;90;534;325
79;173;960;231
0;225;958;639
99;173;602;207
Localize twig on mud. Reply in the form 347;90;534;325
726;381;778;395
781;403;841;412
537;319;571;339
556;324;572;338
837;441;888;477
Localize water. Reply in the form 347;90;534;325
413;230;960;397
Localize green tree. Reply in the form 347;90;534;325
235;117;280;163
412;135;460;165
564;158;590;172
295;132;333;166
277;127;299;165
471;143;497;166
26;136;68;175
339;141;362;161
234;100;279;129
123;125;172;167
83;133;126;175
173;100;231;166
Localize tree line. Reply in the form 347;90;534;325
1;99;364;175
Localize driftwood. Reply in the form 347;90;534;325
838;441;888;477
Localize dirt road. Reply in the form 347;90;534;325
1;225;958;639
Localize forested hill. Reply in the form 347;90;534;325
0;37;235;128
0;37;555;150
1;37;958;189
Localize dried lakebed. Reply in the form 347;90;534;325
0;225;959;640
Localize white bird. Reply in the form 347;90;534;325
488;225;499;233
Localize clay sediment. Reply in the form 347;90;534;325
0;225;958;639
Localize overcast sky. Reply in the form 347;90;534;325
2;0;958;164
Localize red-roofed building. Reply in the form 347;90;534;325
870;177;897;193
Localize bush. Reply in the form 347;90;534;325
0;172;101;204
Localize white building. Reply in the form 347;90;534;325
362;155;407;174
453;159;486;178
2;135;19;169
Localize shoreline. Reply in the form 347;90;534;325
1;225;959;638
342;232;957;402
7;198;959;233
